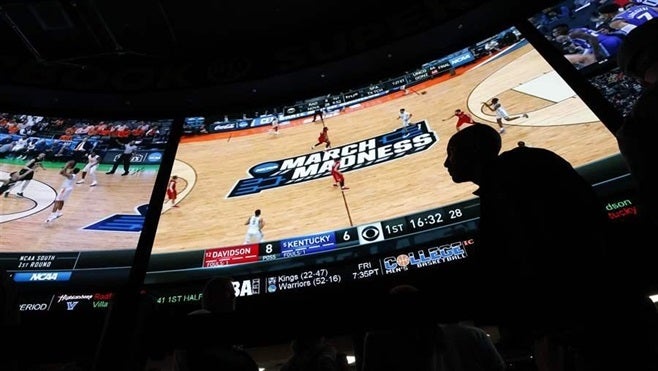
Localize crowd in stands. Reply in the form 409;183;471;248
0;113;170;162
0;113;163;140
588;67;645;116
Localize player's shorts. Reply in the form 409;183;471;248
18;169;35;180
55;187;74;202
83;163;98;173
244;231;263;244
495;107;509;119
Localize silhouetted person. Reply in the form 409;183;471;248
335;352;349;371
174;276;258;371
280;333;340;371
444;124;658;371
616;17;658;228
361;284;506;371
189;276;237;315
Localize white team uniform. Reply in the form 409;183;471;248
493;102;509;120
244;215;263;244
56;175;76;202
399;111;412;127
82;154;100;173
80;154;100;185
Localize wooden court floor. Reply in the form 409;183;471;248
0;43;621;254
0;162;158;252
151;43;620;254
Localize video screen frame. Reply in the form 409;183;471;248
0;114;176;287
146;25;628;301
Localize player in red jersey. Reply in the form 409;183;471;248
311;126;331;150
165;175;179;207
331;158;349;190
443;109;475;131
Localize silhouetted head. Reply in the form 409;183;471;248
400;108;405;113
291;334;326;355
491;97;499;104
617;18;658;84
255;209;261;216
455;109;462;114
323;127;328;132
388;284;432;319
201;276;236;313
389;284;420;295
444;124;501;185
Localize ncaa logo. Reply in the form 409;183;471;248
253;162;279;175
357;223;384;245
147;152;162;162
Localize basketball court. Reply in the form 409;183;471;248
152;42;620;254
0;41;621;254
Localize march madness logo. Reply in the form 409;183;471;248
227;120;438;198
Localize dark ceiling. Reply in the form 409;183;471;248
0;0;559;117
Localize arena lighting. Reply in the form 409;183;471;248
650;294;658;303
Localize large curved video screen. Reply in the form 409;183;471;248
0;115;175;290
145;26;632;305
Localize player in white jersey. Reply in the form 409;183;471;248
481;97;529;133
46;160;80;223
397;108;413;137
244;209;265;244
76;150;101;186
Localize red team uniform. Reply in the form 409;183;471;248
166;176;179;206
312;127;331;149
455;111;474;131
331;159;348;190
